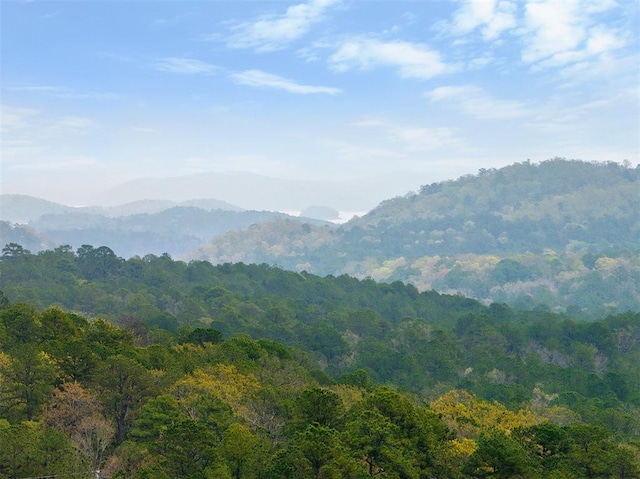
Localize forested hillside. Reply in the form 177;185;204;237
193;159;640;316
0;246;639;477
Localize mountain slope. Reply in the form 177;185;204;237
192;159;640;315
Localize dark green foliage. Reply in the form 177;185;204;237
294;387;345;429
0;422;80;478
466;429;535;478
93;355;156;445
1;246;640;425
155;419;222;478
0;298;638;478
0;230;640;478
184;327;223;345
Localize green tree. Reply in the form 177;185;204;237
222;423;260;479
0;421;79;478
295;387;345;430
0;302;40;345
465;429;535;478
94;355;155;445
156;419;225;479
129;394;184;442
289;423;357;479
0;345;58;421
346;407;412;478
564;423;618;479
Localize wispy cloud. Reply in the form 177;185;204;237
441;0;629;76
131;126;156;133
230;70;341;95
9;156;99;171
1;106;95;136
8;85;120;100
426;85;529;119
450;0;517;40
1;105;99;175
353;118;463;151
225;0;340;52
321;139;400;163
395;126;460;151
0;106;38;131
44;116;96;134
328;38;452;79
155;57;217;75
520;0;626;69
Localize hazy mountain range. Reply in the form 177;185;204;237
95;171;422;212
0;194;328;258
2;158;638;316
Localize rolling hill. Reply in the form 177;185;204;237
191;159;640;316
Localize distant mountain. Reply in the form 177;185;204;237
0;195;325;258
29;208;329;259
0;221;55;252
191;159;640;316
0;195;324;258
0;194;75;223
98;171;422;211
0;195;244;222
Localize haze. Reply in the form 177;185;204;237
1;0;639;210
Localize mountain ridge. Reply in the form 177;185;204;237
191;159;640;316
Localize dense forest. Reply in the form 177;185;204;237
193;159;640;316
1;244;639;477
3;160;639;315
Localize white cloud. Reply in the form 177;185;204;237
353;118;463;151
155;57;217;75
521;0;625;67
8;84;120;100
230;70;341;95
225;0;340;51
451;0;517;40
1;106;98;174
426;85;529;120
47;116;96;132
131;127;156;133
0;106;38;131
442;0;630;76
586;25;626;54
395;127;459;151
328;38;451;79
321;139;399;163
1;107;95;138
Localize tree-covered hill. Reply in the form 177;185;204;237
193;159;640;316
0;249;639;477
1;246;639;429
0;221;55;253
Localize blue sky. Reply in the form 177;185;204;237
1;0;639;206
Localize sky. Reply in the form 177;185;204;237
1;0;639;207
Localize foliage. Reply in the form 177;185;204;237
0;296;638;477
191;159;640;316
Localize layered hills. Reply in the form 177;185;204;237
2;159;638;315
192;159;640;316
1;159;639;477
0;195;328;258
